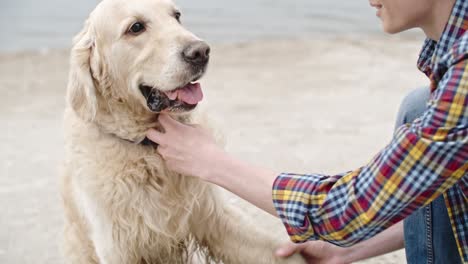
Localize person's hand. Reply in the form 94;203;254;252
275;241;349;264
146;114;225;179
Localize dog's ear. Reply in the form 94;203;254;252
67;20;98;122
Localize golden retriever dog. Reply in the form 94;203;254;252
61;0;305;263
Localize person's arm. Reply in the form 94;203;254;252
147;116;280;215
203;151;280;214
275;221;404;263
271;56;467;246
343;221;404;262
147;52;467;246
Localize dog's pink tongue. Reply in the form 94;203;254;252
176;83;203;105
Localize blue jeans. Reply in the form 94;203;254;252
395;88;462;264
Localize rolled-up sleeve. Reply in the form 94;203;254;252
273;54;468;246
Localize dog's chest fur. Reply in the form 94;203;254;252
63;109;213;261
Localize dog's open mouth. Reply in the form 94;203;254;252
139;82;204;113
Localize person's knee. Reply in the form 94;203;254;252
395;87;430;129
400;87;430;112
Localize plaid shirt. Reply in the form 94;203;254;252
272;0;468;262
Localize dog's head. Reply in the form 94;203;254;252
67;0;209;122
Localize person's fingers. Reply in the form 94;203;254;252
158;114;184;130
157;145;168;157
146;128;166;145
275;243;305;257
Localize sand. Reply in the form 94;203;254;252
0;35;429;264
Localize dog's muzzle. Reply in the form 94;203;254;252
139;85;172;112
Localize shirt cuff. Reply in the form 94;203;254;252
272;173;318;243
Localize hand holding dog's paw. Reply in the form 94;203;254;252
275;241;348;264
147;114;224;180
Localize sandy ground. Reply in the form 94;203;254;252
0;35;428;264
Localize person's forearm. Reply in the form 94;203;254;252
341;221;404;262
204;152;279;216
197;147;407;263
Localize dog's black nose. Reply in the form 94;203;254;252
182;41;210;66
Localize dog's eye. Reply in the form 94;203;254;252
128;22;146;35
174;11;181;22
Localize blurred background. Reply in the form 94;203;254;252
0;0;419;52
1;0;428;263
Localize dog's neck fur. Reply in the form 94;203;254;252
89;92;191;146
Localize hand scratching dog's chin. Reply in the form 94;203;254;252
139;81;203;113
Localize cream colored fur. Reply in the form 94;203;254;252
61;0;305;263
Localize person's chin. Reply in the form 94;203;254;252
383;26;401;34
382;21;409;34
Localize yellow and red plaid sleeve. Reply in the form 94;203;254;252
273;40;468;260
